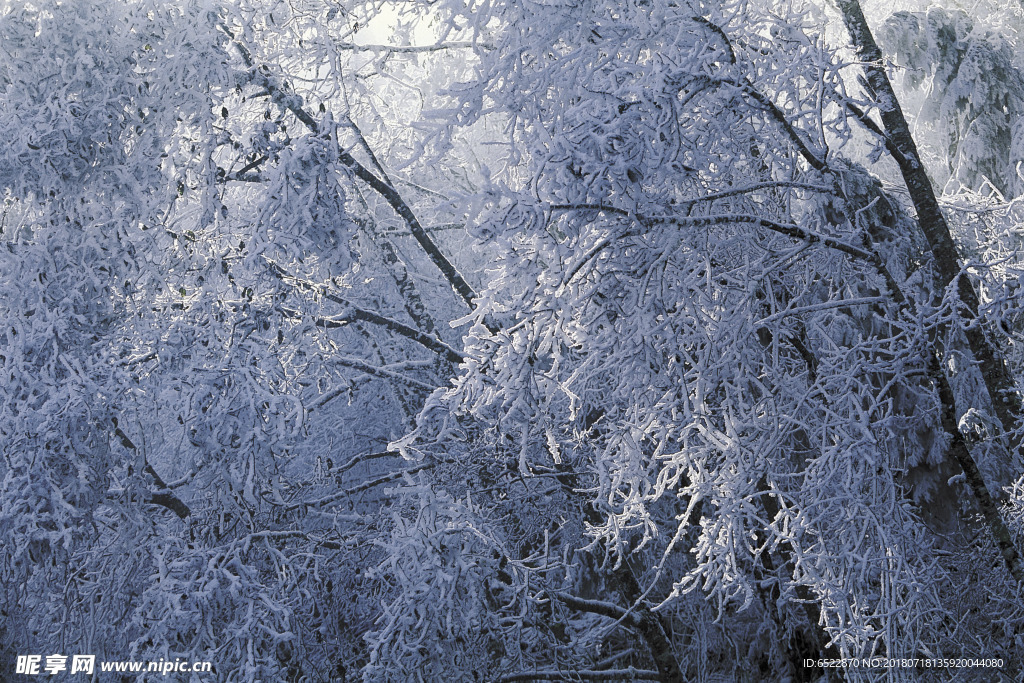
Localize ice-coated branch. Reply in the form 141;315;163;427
268;261;465;364
223;26;481;310
333;355;437;391
548;203;879;262
332;40;492;53
285;463;434;511
690;14;827;171
112;420;191;520
929;354;1024;585
330;449;402;477
679;180;831;207
240;529;353;552
733;80;828;171
835;0;1024;453
552;591;634;623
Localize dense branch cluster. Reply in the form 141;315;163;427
2;0;1024;681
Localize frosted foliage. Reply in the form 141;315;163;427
376;0;1024;679
0;0;460;679
254;127;357;270
1;0;1024;681
363;486;503;682
879;8;1024;198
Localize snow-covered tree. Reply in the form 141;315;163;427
368;0;1024;680
878;5;1024;199
0;0;481;679
2;0;1024;681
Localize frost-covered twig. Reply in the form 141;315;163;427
223;26;481;310
268;261;465;363
285;464;434;511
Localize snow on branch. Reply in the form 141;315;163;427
333;355;437;391
285;464;434;512
547;204;879;262
223;26;481;310
267;261;466;364
552;591;636;625
332;40;493;53
112;419;191;520
754;296;889;327
733;79;828;170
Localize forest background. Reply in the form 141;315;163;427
2;0;1024;680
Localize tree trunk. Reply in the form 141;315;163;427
834;0;1023;463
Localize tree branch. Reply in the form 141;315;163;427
691;16;737;64
332;449;401;477
268;261;465;364
549;203;879;263
333;355;437;390
552;591;636;624
240;529;352;552
223;27;481;310
147;491;192;520
333;40;492;54
733;80;828;171
286;463;434;511
678;14;829;173
112;419;191;520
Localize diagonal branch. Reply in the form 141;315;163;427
285;463;434;511
684;13;828;173
733;80;827;171
223;27;480;310
339;116;443;335
334;355;437;390
112;419;191;520
268;261;465;364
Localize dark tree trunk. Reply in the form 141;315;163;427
834;0;1023;460
834;0;1024;585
